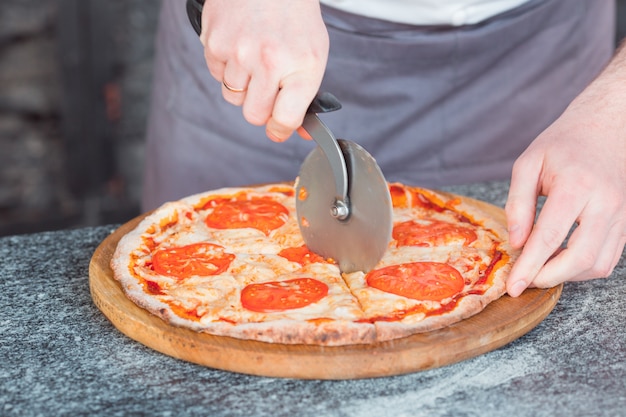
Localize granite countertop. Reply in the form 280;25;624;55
1;181;624;417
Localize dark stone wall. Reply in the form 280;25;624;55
0;0;161;235
0;1;65;234
0;0;625;236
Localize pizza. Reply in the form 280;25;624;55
110;182;518;346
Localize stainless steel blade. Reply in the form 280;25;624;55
296;138;392;273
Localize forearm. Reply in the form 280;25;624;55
570;40;626;126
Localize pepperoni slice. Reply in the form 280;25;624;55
241;278;329;312
152;242;235;279
366;262;464;301
278;245;329;265
205;197;289;235
393;220;477;247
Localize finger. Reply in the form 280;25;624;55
266;75;319;142
240;70;279;128
572;227;626;281
539;216;625;285
202;30;228;83
506;186;585;297
221;64;250;106
527;206;609;287
505;155;541;249
569;213;624;281
296;126;313;140
205;55;225;86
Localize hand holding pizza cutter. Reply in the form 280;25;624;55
296;92;393;273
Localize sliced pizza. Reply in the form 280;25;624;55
111;182;518;346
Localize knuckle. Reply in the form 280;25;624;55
539;227;565;250
530;277;557;289
270;114;300;132
503;198;518;217
205;38;225;60
603;187;626;215
242;100;272;126
223;94;243;107
242;109;267;126
529;270;563;289
267;121;296;141
571;252;615;279
573;250;597;273
511;152;535;177
590;260;616;279
510;156;526;177
596;265;615;279
257;43;284;71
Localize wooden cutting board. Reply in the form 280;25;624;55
89;198;562;380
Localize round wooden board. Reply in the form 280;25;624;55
89;194;562;380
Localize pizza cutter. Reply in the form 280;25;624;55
296;92;392;273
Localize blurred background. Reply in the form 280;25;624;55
0;0;161;236
1;0;625;237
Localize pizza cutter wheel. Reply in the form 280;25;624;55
296;92;392;273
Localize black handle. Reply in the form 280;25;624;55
186;0;205;36
307;92;342;114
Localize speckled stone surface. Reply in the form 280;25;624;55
1;181;624;417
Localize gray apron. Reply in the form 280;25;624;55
142;0;614;210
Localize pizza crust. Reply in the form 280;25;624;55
206;319;377;346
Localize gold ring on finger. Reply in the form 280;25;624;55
222;79;247;93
